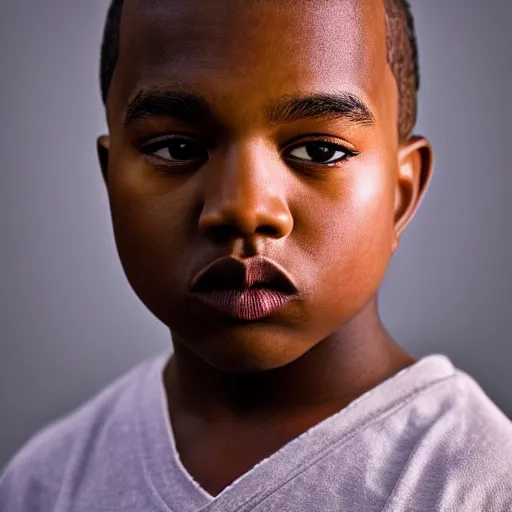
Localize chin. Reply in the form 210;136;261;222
151;292;314;373
174;320;316;374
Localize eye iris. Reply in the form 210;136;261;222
306;143;337;162
167;140;203;160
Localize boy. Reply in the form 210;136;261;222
1;0;511;510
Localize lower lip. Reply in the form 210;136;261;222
192;288;295;321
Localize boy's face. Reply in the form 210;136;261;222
98;0;431;372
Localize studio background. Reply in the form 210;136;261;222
1;0;511;469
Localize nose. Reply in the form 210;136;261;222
198;141;293;242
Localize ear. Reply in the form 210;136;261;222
97;135;110;186
392;136;434;252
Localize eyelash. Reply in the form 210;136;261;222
140;133;358;170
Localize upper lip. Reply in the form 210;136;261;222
190;255;299;295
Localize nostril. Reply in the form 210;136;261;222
256;225;281;237
198;197;293;241
202;223;282;244
203;224;241;243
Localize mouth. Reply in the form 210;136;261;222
189;256;299;321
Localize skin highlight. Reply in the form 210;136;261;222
97;0;433;495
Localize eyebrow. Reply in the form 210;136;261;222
124;89;375;128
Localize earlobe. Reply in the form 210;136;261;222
97;135;110;185
393;136;434;245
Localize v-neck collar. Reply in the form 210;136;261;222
134;351;455;512
134;351;214;511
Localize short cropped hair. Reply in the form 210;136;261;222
100;0;420;140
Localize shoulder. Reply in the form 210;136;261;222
385;366;512;511
0;353;167;512
436;367;512;455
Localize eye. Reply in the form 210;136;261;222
142;135;208;164
141;136;354;168
286;141;353;166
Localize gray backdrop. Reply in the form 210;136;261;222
1;1;511;469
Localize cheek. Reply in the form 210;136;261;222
299;159;396;317
106;160;195;299
343;166;395;261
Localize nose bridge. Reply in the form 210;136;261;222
199;138;292;238
222;139;273;205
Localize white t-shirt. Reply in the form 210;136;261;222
1;352;512;511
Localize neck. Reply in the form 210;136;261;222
164;298;415;423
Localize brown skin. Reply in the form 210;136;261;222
97;0;433;496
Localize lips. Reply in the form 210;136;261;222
189;256;298;321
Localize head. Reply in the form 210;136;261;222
97;0;433;372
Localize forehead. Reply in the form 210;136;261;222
109;0;393;128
